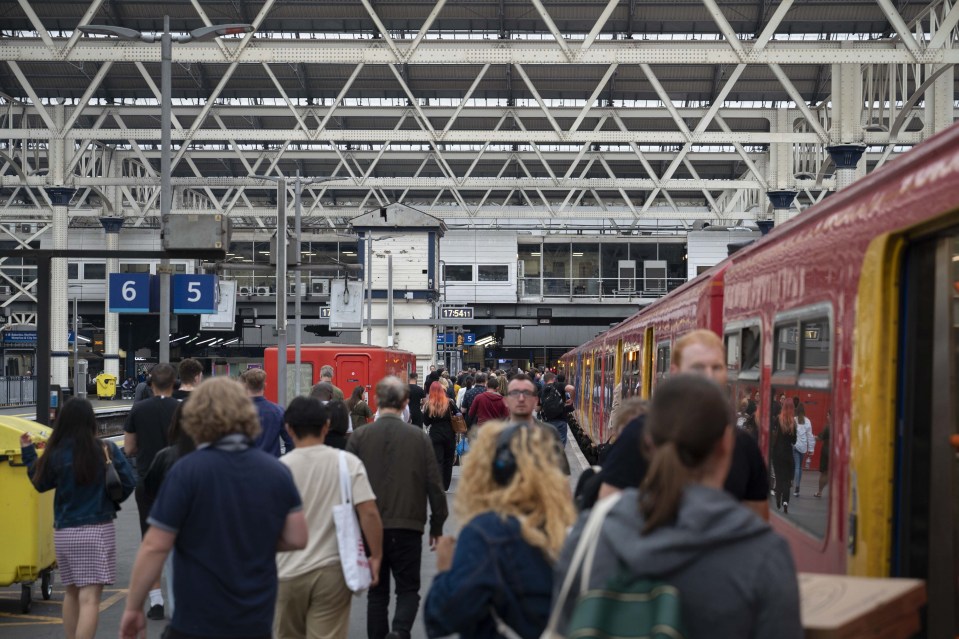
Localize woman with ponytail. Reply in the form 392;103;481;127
552;375;801;639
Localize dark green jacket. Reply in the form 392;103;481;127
346;413;448;536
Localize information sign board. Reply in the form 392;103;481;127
108;273;152;313
464;333;476;345
440;307;474;319
173;274;218;314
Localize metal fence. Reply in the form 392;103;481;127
518;276;686;300
0;376;36;406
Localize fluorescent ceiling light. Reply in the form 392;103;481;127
531;252;541;256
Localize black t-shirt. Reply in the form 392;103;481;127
408;384;426;426
598;416;769;503
724;429;770;502
172;388;192;401
597;416;648;490
124;396;181;477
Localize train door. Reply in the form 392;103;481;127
895;231;959;636
335;354;370;397
642;327;654;398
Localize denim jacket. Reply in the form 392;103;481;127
22;439;136;529
425;512;554;639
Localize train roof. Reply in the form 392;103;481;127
265;344;415;354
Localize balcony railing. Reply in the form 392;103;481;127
0;376;36;406
518;276;686;300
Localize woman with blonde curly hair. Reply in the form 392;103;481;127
424;420;575;639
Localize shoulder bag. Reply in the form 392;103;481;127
451;400;468;434
332;451;373;593
102;443;124;503
542;493;685;639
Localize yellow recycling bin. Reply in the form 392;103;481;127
0;416;55;613
96;372;117;399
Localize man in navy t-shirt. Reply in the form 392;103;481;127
119;378;307;639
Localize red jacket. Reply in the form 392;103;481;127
468;390;509;425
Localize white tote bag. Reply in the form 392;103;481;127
332;451;372;593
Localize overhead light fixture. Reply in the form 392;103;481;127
531;252;541;256
223;337;239;346
573;252;584;256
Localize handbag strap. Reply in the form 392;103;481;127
542;492;623;635
489;607;524;639
102;442;112;464
337;450;352;506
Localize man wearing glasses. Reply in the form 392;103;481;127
504;374;570;475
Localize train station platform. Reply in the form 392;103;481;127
0;428;588;639
0;399;133;422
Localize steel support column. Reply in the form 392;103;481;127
100;217;124;381
47;103;72;388
927;64;955;135
830;63;865;191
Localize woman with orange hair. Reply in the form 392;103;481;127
771;399;797;513
423;382;461;491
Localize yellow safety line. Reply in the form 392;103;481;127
0;612;62;622
0;621;61;626
99;589;127;612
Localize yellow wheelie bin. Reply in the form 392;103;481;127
0;416;55;613
96;372;117;399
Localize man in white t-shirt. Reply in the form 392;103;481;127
276;396;384;639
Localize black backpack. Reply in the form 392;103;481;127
541;384;565;420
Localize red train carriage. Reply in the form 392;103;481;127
263;345;417;411
561;122;959;636
564;266;725;443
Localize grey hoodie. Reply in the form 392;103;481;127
553;485;802;639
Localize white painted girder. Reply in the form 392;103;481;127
3;39;957;65
0;205;769;222
2;128;921;144
0;175;765;190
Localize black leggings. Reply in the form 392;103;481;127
430;426;456;490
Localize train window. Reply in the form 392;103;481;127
622;348;641;399
774;324;799;372
801;319;831;374
742;326;761;371
727;323;761;443
67;263;79;280
655;342;670;380
769;311;832;539
725;332;741;370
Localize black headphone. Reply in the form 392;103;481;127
492;423;526;486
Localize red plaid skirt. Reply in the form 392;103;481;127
54;521;116;587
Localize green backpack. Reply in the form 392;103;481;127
566;571;684;639
543;494;686;639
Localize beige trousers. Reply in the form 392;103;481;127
274;563;352;639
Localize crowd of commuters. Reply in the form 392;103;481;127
18;343;806;639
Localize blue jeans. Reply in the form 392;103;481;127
547;419;568;447
793;448;803;492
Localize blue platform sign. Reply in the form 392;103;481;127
2;330;36;344
173;275;217;314
445;331;455;344
464;333;476;345
108;273;152;313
